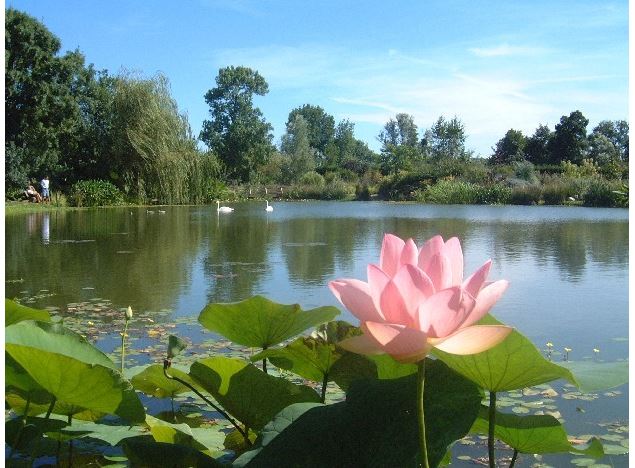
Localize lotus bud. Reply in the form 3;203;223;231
125;306;133;321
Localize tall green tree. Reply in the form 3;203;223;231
587;133;620;166
547;110;589;164
325;120;356;170
200;66;274;182
592;120;629;161
490;129;527;164
423;116;467;160
524;124;553;165
378;113;421;174
286;104;335;164
5;8;89;187
281;114;316;182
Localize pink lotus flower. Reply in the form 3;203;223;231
329;234;512;363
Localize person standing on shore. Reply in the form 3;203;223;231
40;176;50;203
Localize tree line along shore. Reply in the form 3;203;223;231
6;8;628;209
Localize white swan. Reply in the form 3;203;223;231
265;200;273;212
216;200;234;213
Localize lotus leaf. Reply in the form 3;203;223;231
6;320;145;423
470;406;605;457
234;359;481;467
189;356;321;431
198;295;339;348
433;315;628;393
5;299;51;326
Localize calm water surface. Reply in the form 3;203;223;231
5;202;629;465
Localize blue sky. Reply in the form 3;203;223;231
6;0;629;156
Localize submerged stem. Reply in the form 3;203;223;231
417;359;430;468
488;391;497;468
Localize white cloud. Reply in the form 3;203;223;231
468;44;549;58
208;43;626;155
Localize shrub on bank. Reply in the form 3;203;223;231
509;184;542;205
286;177;353;200
420;180;511;205
583;180;626;208
69;180;124;207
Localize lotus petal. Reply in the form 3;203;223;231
444;237;464;285
336;334;384;356
418;235;445;272
363;322;431;363
418;287;476;338
463;260;491;297
425;253;453;291
380;234;405;277
463;280;509;328
329;279;385;323
433;325;512;355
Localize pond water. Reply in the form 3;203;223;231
5;202;629;465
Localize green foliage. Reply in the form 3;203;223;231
234;359;482;468
424;116;468;160
491;129;527;164
252;321;366;390
122;439;223;468
6;320;145;423
198;295;339;348
470;407;605;456
419;180;510;205
287;176;353;200
131;365;195;399
433;315;628;392
200;66;274;183
548;110;589;164
583;179;627;208
280;114;316;182
378;172;430;201
298;171;325;187
286;104;335;161
510;184;542;205
69;179;124;207
189;356;321;431
5;298;51;326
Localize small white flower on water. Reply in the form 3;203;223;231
593;348;600;353
125;306;133;321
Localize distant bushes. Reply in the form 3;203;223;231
416;180;510;205
583;180;626;208
286;176;353;200
509;185;542;205
70;180;124;207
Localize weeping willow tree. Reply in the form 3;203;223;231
111;72;220;204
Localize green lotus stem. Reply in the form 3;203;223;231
8;395;31;460
488;391;497;468
417;359;430;468
68;414;73;467
262;345;268;374
509;448;518;467
45;397;56;419
163;361;251;446
121;320;129;373
320;373;329;403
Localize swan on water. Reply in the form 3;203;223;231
216;200;234;213
265;200;273;212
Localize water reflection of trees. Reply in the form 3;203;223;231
6;206;628;312
5;208;205;311
203;213;276;302
487;221;628;281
